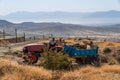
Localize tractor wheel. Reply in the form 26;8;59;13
29;54;38;64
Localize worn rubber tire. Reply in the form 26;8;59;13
29;55;38;64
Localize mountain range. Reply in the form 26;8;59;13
0;10;120;25
0;20;120;39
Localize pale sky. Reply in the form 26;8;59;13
0;0;120;15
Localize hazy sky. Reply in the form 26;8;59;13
0;0;120;15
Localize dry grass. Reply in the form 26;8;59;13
65;39;75;45
1;39;120;80
1;59;120;80
0;40;10;46
94;41;120;51
0;59;52;80
60;65;120;80
101;65;120;73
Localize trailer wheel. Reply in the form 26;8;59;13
29;54;38;64
92;55;101;67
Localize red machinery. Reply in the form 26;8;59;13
22;44;62;64
23;44;45;64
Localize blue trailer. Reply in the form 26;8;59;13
64;44;98;57
64;44;100;66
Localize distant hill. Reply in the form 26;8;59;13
83;10;120;18
0;20;88;36
0;10;120;25
0;20;120;39
0;20;14;27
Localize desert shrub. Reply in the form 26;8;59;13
108;58;118;65
115;55;120;64
40;49;72;70
99;53;108;63
103;47;111;53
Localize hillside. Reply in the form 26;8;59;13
0;20;120;40
0;20;14;27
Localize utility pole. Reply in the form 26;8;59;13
23;32;25;42
3;29;5;40
34;36;36;40
15;28;17;43
43;35;45;39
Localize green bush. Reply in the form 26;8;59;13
103;47;111;53
40;49;72;70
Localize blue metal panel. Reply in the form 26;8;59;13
64;44;98;57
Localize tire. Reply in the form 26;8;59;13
92;54;101;67
29;54;38;64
